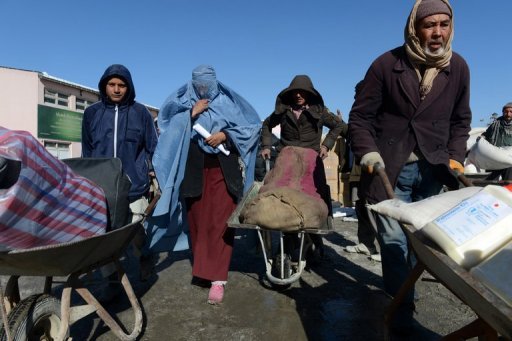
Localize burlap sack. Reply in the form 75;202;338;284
240;187;327;231
240;146;328;231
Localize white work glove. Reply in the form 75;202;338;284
360;152;384;174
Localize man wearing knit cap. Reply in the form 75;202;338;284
349;0;471;334
481;102;512;180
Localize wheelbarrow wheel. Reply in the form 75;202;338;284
0;294;67;341
269;253;292;290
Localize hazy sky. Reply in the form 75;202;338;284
1;0;510;127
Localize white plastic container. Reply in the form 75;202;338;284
470;240;512;306
421;185;512;269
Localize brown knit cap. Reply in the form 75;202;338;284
416;0;451;21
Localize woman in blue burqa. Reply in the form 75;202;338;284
146;65;261;304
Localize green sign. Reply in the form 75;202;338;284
38;105;83;142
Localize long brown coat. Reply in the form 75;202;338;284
349;46;472;204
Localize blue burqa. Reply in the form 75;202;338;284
145;65;261;252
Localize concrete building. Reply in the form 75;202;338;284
0;66;158;159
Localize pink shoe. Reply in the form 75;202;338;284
207;283;224;305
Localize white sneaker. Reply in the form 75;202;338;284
370;253;382;262
344;243;371;256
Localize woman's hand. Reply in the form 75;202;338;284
205;132;227;148
191;99;209;118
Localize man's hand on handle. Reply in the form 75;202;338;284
360;151;385;174
319;145;329;160
260;148;271;160
449;159;464;174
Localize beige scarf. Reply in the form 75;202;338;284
404;0;454;100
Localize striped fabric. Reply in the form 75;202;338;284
0;127;107;250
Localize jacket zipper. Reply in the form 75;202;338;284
114;104;118;157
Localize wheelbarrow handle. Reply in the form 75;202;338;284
374;162;396;200
455;171;473;188
144;177;161;217
375;162;474;201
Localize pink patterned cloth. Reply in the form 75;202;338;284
0;127;108;250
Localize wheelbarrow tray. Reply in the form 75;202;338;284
386;223;512;339
0;220;142;277
373;166;512;338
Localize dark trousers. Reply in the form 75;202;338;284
487;167;512;181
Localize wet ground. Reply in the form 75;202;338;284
5;209;477;340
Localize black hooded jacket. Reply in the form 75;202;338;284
81;64;158;201
261;75;347;153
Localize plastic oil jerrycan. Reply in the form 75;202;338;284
421;184;512;269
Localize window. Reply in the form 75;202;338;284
57;93;68;107
44;141;70;160
44;88;69;108
76;98;93;111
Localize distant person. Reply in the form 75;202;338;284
334;109;348;173
150;65;260;304
349;0;471;334
481;102;512;180
82;64;158;224
260;75;347;261
154;116;160;136
344;163;381;262
344;80;380;261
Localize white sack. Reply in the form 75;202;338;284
467;138;512;170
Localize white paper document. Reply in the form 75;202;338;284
192;123;230;156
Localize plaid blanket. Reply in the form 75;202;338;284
0;127;107;250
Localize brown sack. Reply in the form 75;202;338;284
240;146;328;231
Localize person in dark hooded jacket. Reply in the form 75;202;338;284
82;64;158;222
260;75;347;262
261;75;346;158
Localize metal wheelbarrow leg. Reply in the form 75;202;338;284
259;230;307;289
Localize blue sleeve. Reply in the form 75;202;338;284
81;108;93;157
143;107;158;158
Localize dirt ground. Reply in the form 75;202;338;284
5;207;479;341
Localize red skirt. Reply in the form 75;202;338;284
186;156;236;281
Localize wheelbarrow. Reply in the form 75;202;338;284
0;157;160;341
372;163;512;340
227;159;334;289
